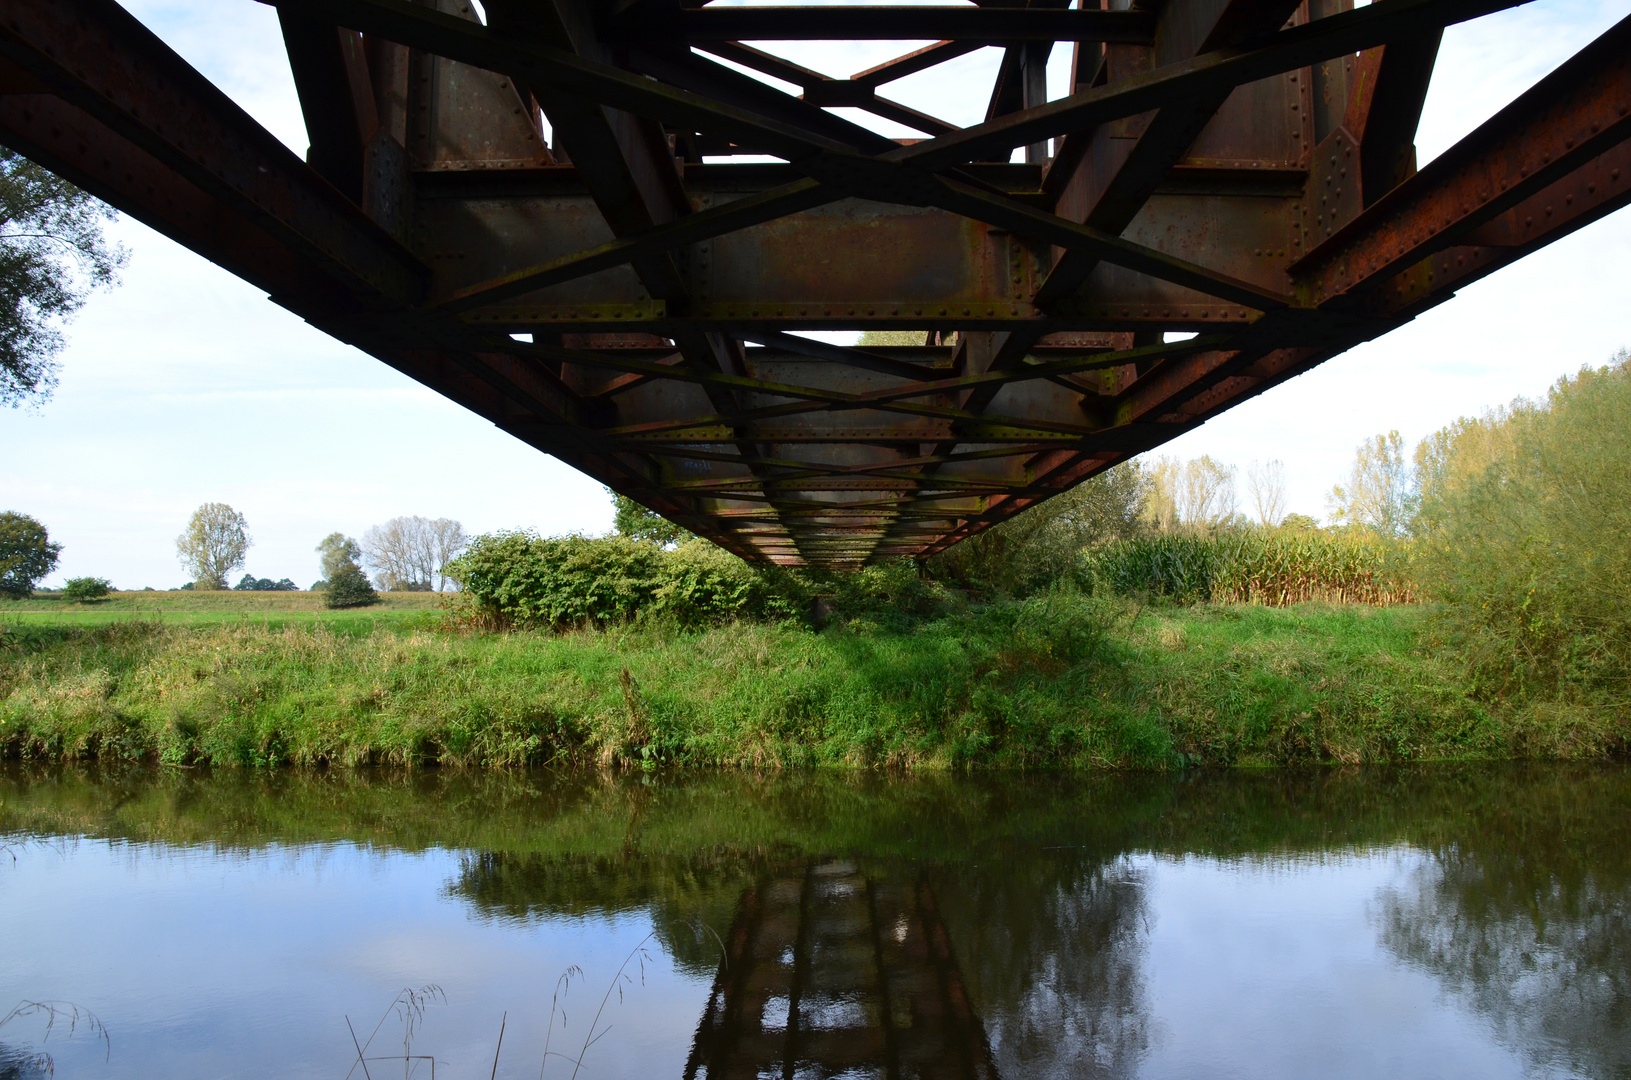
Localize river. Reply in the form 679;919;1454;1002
1;764;1627;1079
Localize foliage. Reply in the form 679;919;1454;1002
61;577;111;603
1143;455;1240;532
233;574;297;592
447;532;799;630
856;330;930;347
808;558;963;630
0;511;60;598
323;562;379;609
1328;430;1415;536
315;533;364;584
175;503;250;590
1143;457;1180;533
1080;530;1417;607
610;491;693;547
362;516;466;591
0;150;126;407
927;463;1148;596
1412;408;1524;535
313;531;378;608
1178;454;1238;528
1245;459;1288;527
1415;351;1631;709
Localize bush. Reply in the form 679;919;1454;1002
809;558;963;631
1417;352;1631;706
926;463;1147;596
61;576;111;603
1080;531;1415;607
322;563;378;609
447;532;803;629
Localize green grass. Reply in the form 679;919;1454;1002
0;590;444;629
1;598;1623;769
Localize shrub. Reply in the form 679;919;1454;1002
811;558;962;630
322;563;378;609
61;576;111;603
447;532;803;630
1417;352;1631;706
926;463;1147;596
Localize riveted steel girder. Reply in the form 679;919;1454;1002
1;0;1627;568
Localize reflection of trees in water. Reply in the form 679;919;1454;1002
448;850;773;975
429;765;1631;1078
931;855;1150;1080
450;848;1156;1079
1376;775;1631;1080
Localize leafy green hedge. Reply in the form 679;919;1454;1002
445;533;971;632
446;533;802;629
1079;532;1416;606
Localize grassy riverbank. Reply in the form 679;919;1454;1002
3;597;1621;768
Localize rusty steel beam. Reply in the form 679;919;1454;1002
613;6;1156;44
0;0;1625;568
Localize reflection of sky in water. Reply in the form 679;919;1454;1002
1133;852;1527;1080
0;839;1583;1079
0;839;710;1078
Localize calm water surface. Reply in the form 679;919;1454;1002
1;765;1627;1079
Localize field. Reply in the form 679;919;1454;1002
1;590;445;629
3;591;1622;769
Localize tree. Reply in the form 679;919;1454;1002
61;576;111;602
314;532;377;608
1246;459;1288;528
1142;457;1181;533
233;574;298;591
1412;409;1524;534
315;532;363;588
0;149;127;407
1177;455;1238;530
0;511;61;597
323;562;378;609
427;518;467;591
610;491;692;547
1328;431;1415;536
175;502;250;590
928;461;1150;593
362;515;468;591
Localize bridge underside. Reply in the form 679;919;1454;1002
0;0;1626;567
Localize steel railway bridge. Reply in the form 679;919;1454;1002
1;0;1626;568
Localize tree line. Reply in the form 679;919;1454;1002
0;503;468;608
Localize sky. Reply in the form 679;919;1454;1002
2;0;1628;588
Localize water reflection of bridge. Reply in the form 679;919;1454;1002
685;862;998;1080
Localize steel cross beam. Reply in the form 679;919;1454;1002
0;0;1626;568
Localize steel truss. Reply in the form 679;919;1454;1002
0;0;1626;566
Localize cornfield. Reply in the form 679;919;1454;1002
1078;532;1417;607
